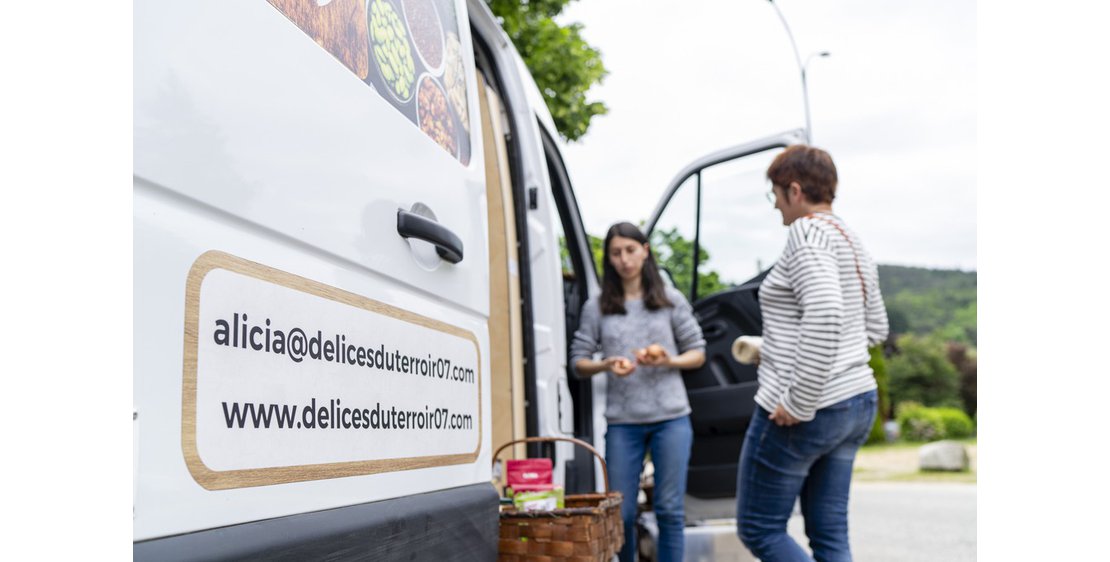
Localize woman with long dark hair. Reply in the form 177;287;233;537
569;222;706;562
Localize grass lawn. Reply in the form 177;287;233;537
853;438;977;483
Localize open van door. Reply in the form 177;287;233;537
645;130;805;498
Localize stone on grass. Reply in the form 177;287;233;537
918;440;969;472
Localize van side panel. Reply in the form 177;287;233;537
135;0;494;542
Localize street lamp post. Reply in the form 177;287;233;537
802;50;831;143
767;0;828;144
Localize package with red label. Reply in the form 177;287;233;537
505;458;553;493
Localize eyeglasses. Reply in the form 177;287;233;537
767;183;798;205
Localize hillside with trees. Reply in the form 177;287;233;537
879;265;977;345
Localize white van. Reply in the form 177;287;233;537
134;0;803;558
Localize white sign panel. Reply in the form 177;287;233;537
182;251;481;490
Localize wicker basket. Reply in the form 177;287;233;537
493;436;624;562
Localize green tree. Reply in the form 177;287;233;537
588;233;604;274
485;0;608;141
887;334;961;409
947;302;977;344
649;228;731;298
885;307;910;335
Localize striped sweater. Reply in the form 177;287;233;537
756;212;889;421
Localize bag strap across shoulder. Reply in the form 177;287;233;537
806;213;867;305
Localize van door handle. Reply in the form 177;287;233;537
396;209;464;264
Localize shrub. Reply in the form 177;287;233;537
935;407;975;439
888;335;961;408
895;402;975;442
896;401;945;442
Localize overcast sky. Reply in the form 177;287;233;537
556;0;976;271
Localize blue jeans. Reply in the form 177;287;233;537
736;391;877;562
606;415;693;562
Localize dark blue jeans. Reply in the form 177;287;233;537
736;391;877;562
606;415;693;562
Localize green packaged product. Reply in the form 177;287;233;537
511;487;565;512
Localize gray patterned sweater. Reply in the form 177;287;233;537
570;286;706;424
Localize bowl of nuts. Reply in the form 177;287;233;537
416;73;459;158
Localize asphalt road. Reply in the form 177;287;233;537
682;482;977;562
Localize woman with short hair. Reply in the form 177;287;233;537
736;145;889;562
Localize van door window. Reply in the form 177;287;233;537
650;174;699;299
694;148;786;296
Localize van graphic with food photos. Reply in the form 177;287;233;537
268;0;472;164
